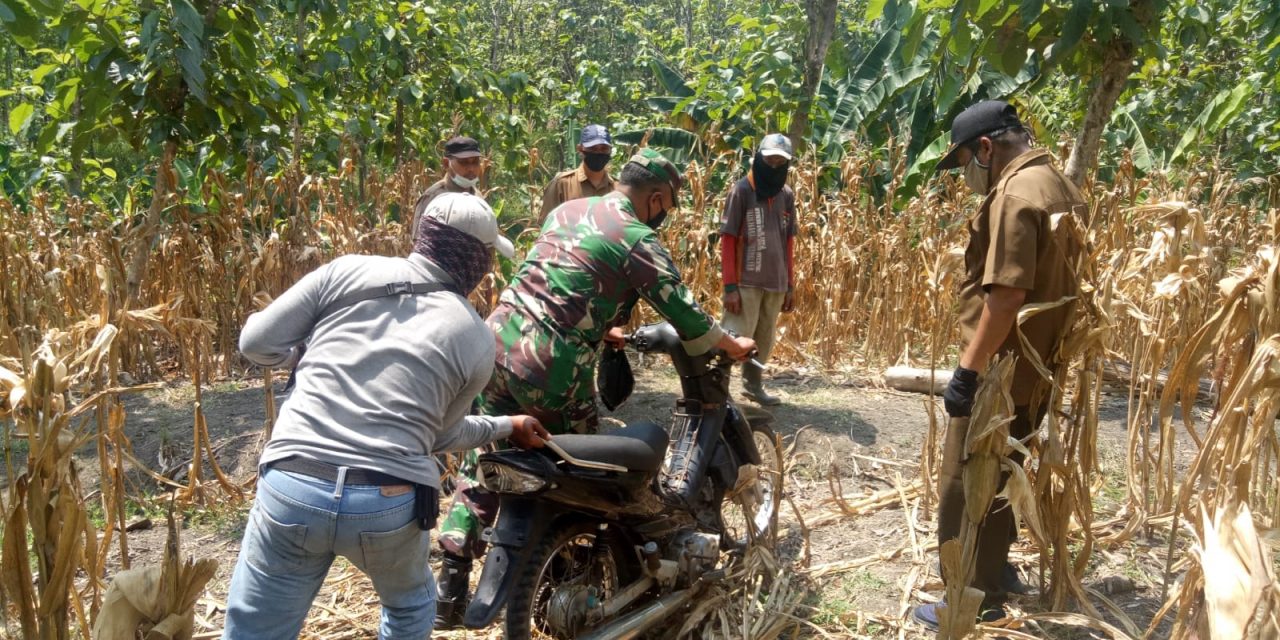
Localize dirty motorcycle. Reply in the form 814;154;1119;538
462;322;782;638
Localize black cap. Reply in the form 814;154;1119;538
444;136;482;158
935;101;1024;171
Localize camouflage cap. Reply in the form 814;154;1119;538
626;148;683;195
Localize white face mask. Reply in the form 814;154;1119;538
963;154;991;195
451;174;479;189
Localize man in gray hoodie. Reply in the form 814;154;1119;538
223;193;549;640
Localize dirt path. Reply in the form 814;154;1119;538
5;360;1193;639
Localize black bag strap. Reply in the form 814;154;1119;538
318;281;461;320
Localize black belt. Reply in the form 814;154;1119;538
272;457;407;486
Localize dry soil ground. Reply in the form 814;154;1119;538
1;358;1198;639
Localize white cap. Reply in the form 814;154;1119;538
759;133;793;160
422;192;515;258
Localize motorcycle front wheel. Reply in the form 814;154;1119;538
718;420;782;548
504;520;638;639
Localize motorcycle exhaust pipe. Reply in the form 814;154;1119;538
577;587;694;640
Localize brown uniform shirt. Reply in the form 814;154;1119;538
412;178;474;239
957;149;1089;405
540;165;616;221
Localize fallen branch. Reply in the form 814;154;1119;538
804;478;925;529
806;540;938;578
1100;360;1213;402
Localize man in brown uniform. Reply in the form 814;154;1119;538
913;101;1088;630
412;136;484;238
539;124;616;222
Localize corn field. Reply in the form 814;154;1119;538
1;150;1278;637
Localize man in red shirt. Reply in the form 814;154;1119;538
720;134;797;406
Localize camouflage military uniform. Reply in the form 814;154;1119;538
438;191;725;558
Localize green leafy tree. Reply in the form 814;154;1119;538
1;0;306;301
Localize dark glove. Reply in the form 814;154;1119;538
943;366;980;417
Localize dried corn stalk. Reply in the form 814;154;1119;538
1139;245;1280;637
938;356;1016;640
1;344;101;639
1183;500;1280;639
92;508;217;640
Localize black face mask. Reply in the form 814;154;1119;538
583;152;611;172
751;151;789;199
646;208;668;230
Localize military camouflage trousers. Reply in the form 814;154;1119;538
437;365;600;559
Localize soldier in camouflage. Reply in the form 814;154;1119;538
433;148;758;628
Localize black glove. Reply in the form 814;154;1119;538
943;366;980;417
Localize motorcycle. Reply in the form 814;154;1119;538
462;322;782;638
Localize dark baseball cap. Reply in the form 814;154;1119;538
444;136;482;158
580;124;612;148
935;100;1025;171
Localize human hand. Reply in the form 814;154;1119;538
782;289;795;313
717;335;757;362
509;415;551;449
943;366;980;417
604;326;626;350
723;290;742;315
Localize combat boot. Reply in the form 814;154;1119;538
434;553;472;629
742;363;782;406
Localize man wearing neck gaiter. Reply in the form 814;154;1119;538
225;193;549;640
539;124;617;222
720;133;798;406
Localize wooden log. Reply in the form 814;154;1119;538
882;366;951;394
883;361;1215;402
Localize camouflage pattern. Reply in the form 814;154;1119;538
488;192;722;415
436;446;492;558
479;363;598;434
436;366;595;557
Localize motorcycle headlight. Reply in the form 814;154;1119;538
477;461;547;494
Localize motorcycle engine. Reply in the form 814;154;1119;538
671;530;721;581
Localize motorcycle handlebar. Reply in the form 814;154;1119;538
623;327;760;366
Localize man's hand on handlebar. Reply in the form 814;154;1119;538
509;416;551;449
716;333;757;362
604;326;626;350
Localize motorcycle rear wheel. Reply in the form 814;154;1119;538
504;520;638;639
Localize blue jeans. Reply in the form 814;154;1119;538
223;467;436;639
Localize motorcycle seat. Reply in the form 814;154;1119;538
551;420;669;472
